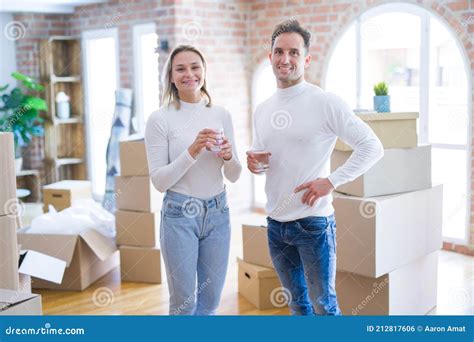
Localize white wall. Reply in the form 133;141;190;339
0;13;18;87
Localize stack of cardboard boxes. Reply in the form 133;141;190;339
0;133;42;314
331;112;443;315
115;137;162;284
238;221;283;310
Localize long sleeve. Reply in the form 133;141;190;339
326;94;384;189
144;113;196;193
222;110;242;183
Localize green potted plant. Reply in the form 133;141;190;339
0;72;47;172
373;81;390;113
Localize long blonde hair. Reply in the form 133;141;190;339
162;45;212;110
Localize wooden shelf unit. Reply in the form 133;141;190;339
39;36;87;183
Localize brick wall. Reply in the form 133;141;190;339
10;0;474;252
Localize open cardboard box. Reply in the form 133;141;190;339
0;289;42;316
17;227;119;291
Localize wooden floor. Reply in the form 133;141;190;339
31;212;473;315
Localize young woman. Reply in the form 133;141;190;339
144;45;242;315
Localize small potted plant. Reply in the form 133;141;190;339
373;82;390;113
0;72;47;172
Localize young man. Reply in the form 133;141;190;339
247;20;384;315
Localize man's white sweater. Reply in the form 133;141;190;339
252;81;384;222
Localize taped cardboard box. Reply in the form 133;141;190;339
0;132;17;216
116;210;159;247
336;252;438;315
120;246;161;283
0;289;42;316
237;258;282;310
120;136;149;176
17;227;119;291
331;145;432;197
334;185;443;278
43;180;92;212
335;112;418;151
115;176;163;213
242;224;274;269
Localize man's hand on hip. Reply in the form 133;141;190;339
294;178;335;206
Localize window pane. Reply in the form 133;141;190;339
360;13;420;112
325;23;356;108
84;36;118;198
139;32;159;124
432;147;467;240
428;17;468;145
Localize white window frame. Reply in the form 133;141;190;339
322;3;472;245
81;28;120;201
133;22;159;134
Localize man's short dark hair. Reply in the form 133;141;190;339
271;19;311;53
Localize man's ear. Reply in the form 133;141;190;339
268;52;272;63
304;53;312;68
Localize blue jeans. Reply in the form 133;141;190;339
160;190;230;315
267;214;341;315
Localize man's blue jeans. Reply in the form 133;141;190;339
160;190;230;315
267;214;341;315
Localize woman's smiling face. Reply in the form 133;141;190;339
171;50;205;95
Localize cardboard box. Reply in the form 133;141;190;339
120;136;149;176
331;145;432;197
120;246;161;283
334;185;443;278
0;215;19;290
0;289;42;315
116;210;159;247
115;176;163;212
237;258;282;310
336;252;438;315
43;180;92;212
17;227;119;291
0;132;17;216
242;224;274;269
335;112;418;151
